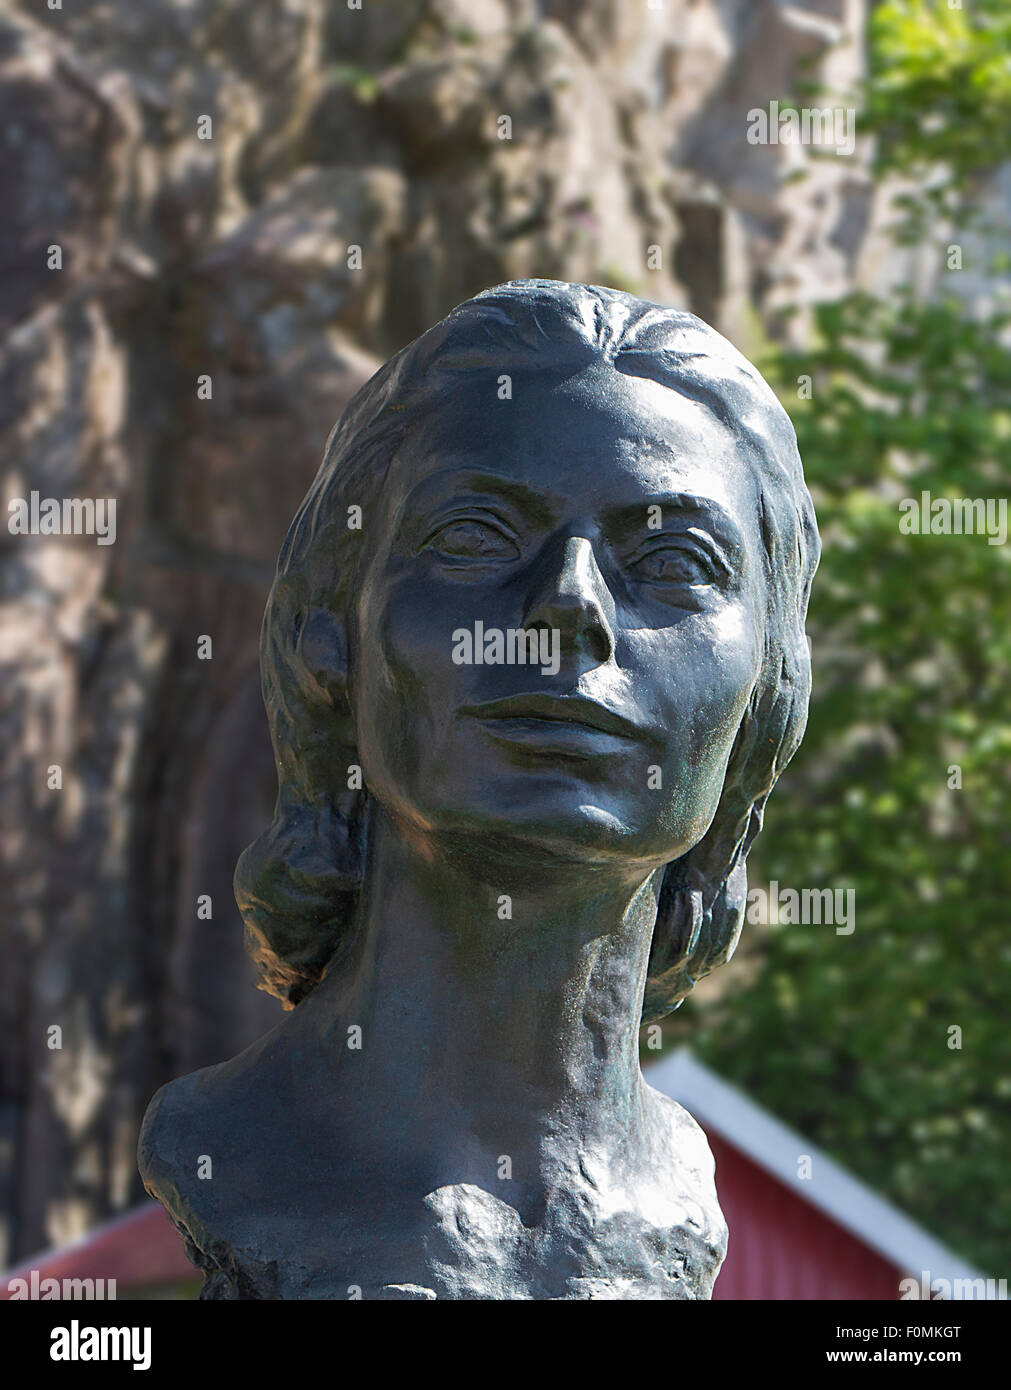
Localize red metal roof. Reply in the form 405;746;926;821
709;1132;901;1299
1;1203;192;1298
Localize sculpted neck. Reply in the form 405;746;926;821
308;804;663;1181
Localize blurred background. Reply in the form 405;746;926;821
1;0;1008;1297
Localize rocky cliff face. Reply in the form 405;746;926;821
1;0;881;1261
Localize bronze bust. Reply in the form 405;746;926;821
139;279;819;1299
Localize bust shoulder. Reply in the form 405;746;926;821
138;1066;226;1282
138;1025;296;1287
139;1065;220;1196
645;1082;719;1181
639;1079;726;1258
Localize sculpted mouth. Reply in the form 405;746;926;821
461;693;643;741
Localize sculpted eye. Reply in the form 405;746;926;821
630;544;712;586
424;518;519;562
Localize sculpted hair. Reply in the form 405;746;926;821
234;278;820;1022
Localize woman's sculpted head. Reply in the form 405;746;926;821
235;279;819;1023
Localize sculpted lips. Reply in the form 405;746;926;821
460;692;646;756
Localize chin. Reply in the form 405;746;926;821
415;787;679;868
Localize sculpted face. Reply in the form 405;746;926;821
350;362;767;869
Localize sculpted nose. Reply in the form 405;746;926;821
523;536;616;667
